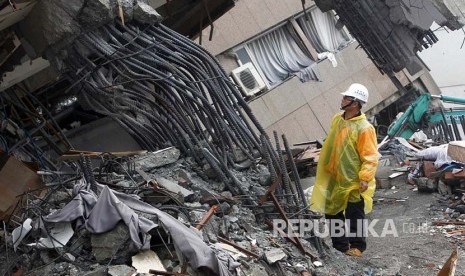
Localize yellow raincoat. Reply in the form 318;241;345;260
310;112;378;215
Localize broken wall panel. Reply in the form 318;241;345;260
0;152;43;221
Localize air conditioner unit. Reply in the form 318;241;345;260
231;62;266;97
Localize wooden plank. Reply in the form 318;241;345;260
444;170;465;180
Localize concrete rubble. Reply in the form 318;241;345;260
12;124;465;275
0;144;347;275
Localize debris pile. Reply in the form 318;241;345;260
0;137;349;276
377;134;465;247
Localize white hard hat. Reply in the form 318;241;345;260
341;83;369;103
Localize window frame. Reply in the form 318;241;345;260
229;7;353;93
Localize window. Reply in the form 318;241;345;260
296;9;352;53
232;7;352;90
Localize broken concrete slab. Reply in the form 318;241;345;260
133;0;162;24
91;222;134;264
134;147;181;171
50;262;80;275
19;0;82;54
256;164;271;186
108;265;137;276
63;253;76;262
78;0;113;28
438;180;452;196
264;248;287;264
131;250;166;274
156;176;194;198
244;265;269;276
415;177;438;193
232;147;249;163
176;168;192;186
216;242;248;259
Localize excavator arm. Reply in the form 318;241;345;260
387;94;465;140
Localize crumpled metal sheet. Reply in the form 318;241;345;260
43;179;235;276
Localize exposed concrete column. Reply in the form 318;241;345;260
17;0;162;67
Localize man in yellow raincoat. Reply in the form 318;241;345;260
310;83;378;257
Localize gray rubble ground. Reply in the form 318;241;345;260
347;177;465;276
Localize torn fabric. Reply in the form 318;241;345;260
43;179;235;276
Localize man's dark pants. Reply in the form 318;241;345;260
325;199;366;252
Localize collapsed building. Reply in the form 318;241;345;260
1;0;465;275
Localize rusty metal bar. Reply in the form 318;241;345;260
196;205;218;230
259;175;283;205
217;236;260;259
258;174;318;260
269;192;306;253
